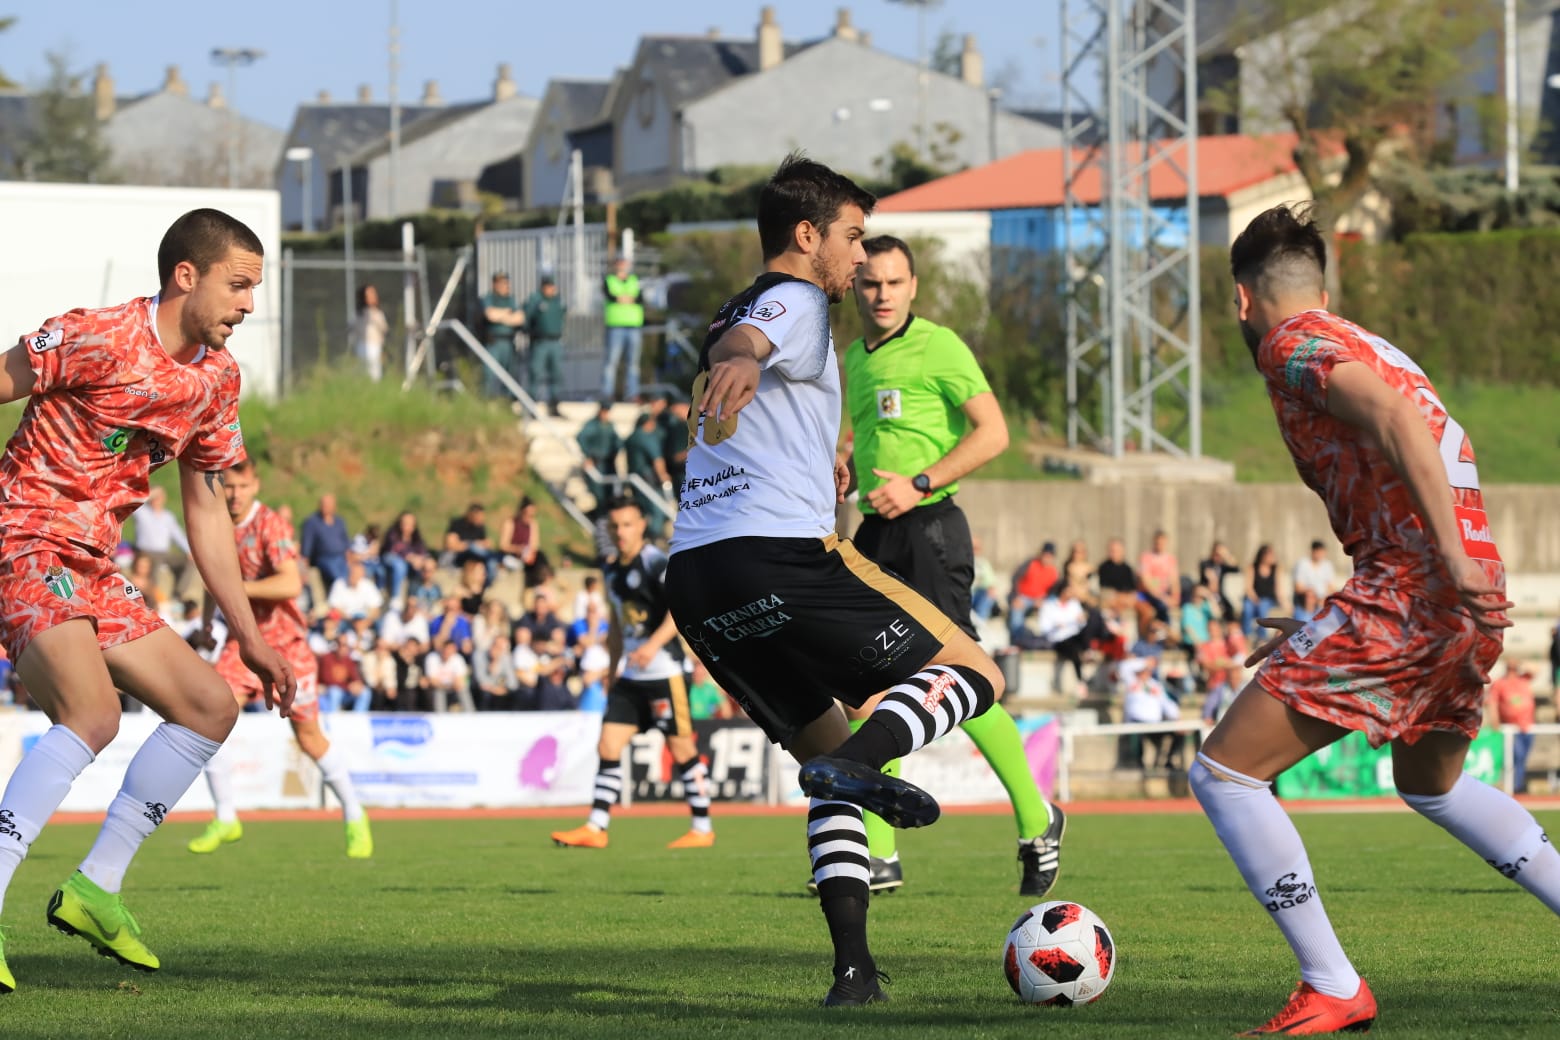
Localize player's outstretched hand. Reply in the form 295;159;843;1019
1446;555;1513;636
241;640;297;718
1244;617;1305;668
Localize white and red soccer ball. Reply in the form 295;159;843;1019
1003;901;1116;1006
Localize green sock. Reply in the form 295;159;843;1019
961;704;1051;840
848;719;899;860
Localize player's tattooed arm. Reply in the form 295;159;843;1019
202;469;226;495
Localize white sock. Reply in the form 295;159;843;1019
0;725;95;916
1401;773;1560;915
315;746;364;823
80;723;220;894
1190;752;1362;998
204;742;239;824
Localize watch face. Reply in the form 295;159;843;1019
913;474;931;492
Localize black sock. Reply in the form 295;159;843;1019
820;893;873;980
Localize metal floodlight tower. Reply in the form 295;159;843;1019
1061;0;1201;458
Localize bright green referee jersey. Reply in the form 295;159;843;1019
844;313;991;514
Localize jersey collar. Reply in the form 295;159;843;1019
863;312;916;354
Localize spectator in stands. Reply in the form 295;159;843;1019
480;271;526;398
1031;583;1099;686
429;596;474;657
568;597;609;649
662;391;691;494
301;494;352;594
1179;584;1216;653
970;535;1001;623
532;654;576;711
625;410;672;534
1488;660;1538;794
1197;618;1248;725
327;556;385;622
1121;658;1181;770
444;502;498;583
1008;542;1059;644
380;598;431;651
511;625;542;695
318;637;370;712
361;641;400;711
522;274;567;416
601;254;645;402
308;610;348;656
1199;540;1240;622
131;485;191;599
573;630;611;713
1097;536;1146;630
577;400;623;513
1548;610;1559;689
499;495;553;589
423;640;475;712
1063;540;1095;602
516;586;567;658
343;613;378;655
1138;529;1181;626
392;637;429;711
351;283;390;383
472;600;513;657
351;523;385;590
571;574;605;623
380;510;432;609
474;633;522;710
1241;543;1283;638
413;556;445;613
1291;538;1337;621
456;557;491;616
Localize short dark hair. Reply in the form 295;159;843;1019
226;456;257;477
1229;203;1326;301
157;209;264;289
862;235;915;276
606;497;644;517
757;152;876;261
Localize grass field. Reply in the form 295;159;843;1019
3;808;1558;1039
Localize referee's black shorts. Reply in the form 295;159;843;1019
852;496;977;640
666;534;960;747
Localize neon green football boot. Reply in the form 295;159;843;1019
46;872;160;972
0;926;15;993
187;818;243;854
345;814;374;859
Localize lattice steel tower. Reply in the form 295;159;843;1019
1061;0;1201;457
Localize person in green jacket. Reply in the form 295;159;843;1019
576;399;622;514
602;255;644;401
480;272;525;398
523;275;567;415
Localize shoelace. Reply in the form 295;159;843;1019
109;898;143;939
874;970;892;988
1258;984;1312;1030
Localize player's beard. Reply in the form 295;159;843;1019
1239;318;1263;362
812;252;849;304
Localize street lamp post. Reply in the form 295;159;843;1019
210;47;265;189
285;146;314;232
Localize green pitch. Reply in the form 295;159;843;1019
3;809;1557;1038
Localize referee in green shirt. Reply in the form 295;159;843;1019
842;235;1064;896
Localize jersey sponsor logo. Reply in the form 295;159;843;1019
147;435;169;467
1454;505;1501;562
123;582;143;601
43;564;76;600
141;800;169;826
1324;670;1391;715
854;618;916;672
0;808;21;843
29;329;63;353
875;388;903;419
101;427;133;454
1284;605;1345;660
921;670;958;713
124;385;160;400
748;299;787;321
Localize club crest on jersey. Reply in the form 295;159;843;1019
43;565;76;600
29;329;63;353
876;389;903;419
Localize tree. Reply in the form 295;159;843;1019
1205;0;1489;292
0;17;16;90
15;53;114;183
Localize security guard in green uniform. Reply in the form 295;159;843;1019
576;399;622;514
522;274;567;415
480;272;525;397
602;255;644;401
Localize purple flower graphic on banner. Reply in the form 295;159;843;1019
519;735;560;789
1022;717;1060;800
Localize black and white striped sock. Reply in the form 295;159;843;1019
834;664;996;770
677;757;713;834
808;798;869;901
586;759;623;831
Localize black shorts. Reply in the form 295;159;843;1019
604;675;694;739
666;534;960;747
852;496;976;640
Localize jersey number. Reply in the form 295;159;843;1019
1415;388;1480;491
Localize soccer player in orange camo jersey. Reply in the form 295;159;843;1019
1192;204;1560;1036
0;209;295;993
186;458;373;860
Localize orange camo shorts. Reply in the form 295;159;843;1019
216;637;320;723
1257;579;1502;748
0;547;164;665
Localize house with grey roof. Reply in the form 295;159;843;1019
607;6;1060;198
338;66;539;219
275;87;442;230
523;77;617;210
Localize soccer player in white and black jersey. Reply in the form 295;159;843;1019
551;497;714;850
665;154;1007;1007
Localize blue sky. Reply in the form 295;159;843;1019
4;1;1061;130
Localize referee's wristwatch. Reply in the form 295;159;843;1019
911;473;934;498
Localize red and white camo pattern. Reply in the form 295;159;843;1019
1254;310;1504;746
0;296;245;561
0;547;164;663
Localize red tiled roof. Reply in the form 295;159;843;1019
877;133;1320;213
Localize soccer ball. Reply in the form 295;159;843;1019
1003;901;1116;1006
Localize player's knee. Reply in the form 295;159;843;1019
69;710;121;755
